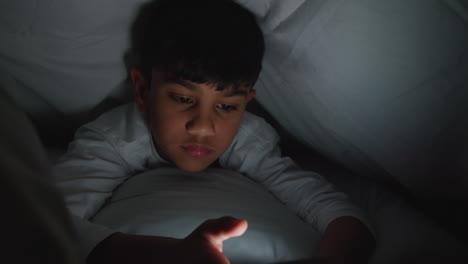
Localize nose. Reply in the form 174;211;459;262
186;110;215;137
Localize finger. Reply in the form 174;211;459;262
203;216;248;252
191;216;248;252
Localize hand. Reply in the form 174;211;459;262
275;256;345;264
87;216;247;264
275;259;323;264
176;216;248;263
318;216;375;264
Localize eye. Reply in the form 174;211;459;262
171;94;194;104
217;104;238;113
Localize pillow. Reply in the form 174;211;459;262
91;167;320;264
253;0;468;198
90;166;468;264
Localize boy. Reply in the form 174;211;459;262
53;0;375;263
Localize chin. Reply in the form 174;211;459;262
176;161;211;173
180;166;206;173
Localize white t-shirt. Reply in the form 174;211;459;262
53;103;372;258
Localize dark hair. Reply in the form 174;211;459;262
130;0;265;90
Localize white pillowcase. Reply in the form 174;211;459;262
91;167;320;264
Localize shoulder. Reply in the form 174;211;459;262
84;103;143;132
221;111;280;162
219;112;281;170
74;103;152;156
81;103;149;142
236;111;280;145
69;103;156;170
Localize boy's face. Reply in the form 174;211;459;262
132;69;255;172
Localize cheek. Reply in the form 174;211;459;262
149;103;186;144
154;117;181;138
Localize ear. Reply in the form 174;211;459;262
131;68;149;113
247;89;256;102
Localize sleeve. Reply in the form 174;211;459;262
220;118;375;237
52;124;132;258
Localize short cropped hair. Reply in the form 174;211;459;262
130;0;265;90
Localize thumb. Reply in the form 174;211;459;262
191;216;248;253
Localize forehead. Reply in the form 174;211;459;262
151;70;251;97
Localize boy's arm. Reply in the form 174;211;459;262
319;216;375;263
274;217;375;264
53;125;132;219
53;125;133;257
220;115;376;261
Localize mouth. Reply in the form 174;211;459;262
182;144;213;157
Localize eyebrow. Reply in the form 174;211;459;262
173;79;249;98
222;89;249;98
174;79;198;91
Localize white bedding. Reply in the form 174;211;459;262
0;0;467;262
91;167;467;264
254;0;468;198
1;0;467;198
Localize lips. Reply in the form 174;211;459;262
182;144;213;157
